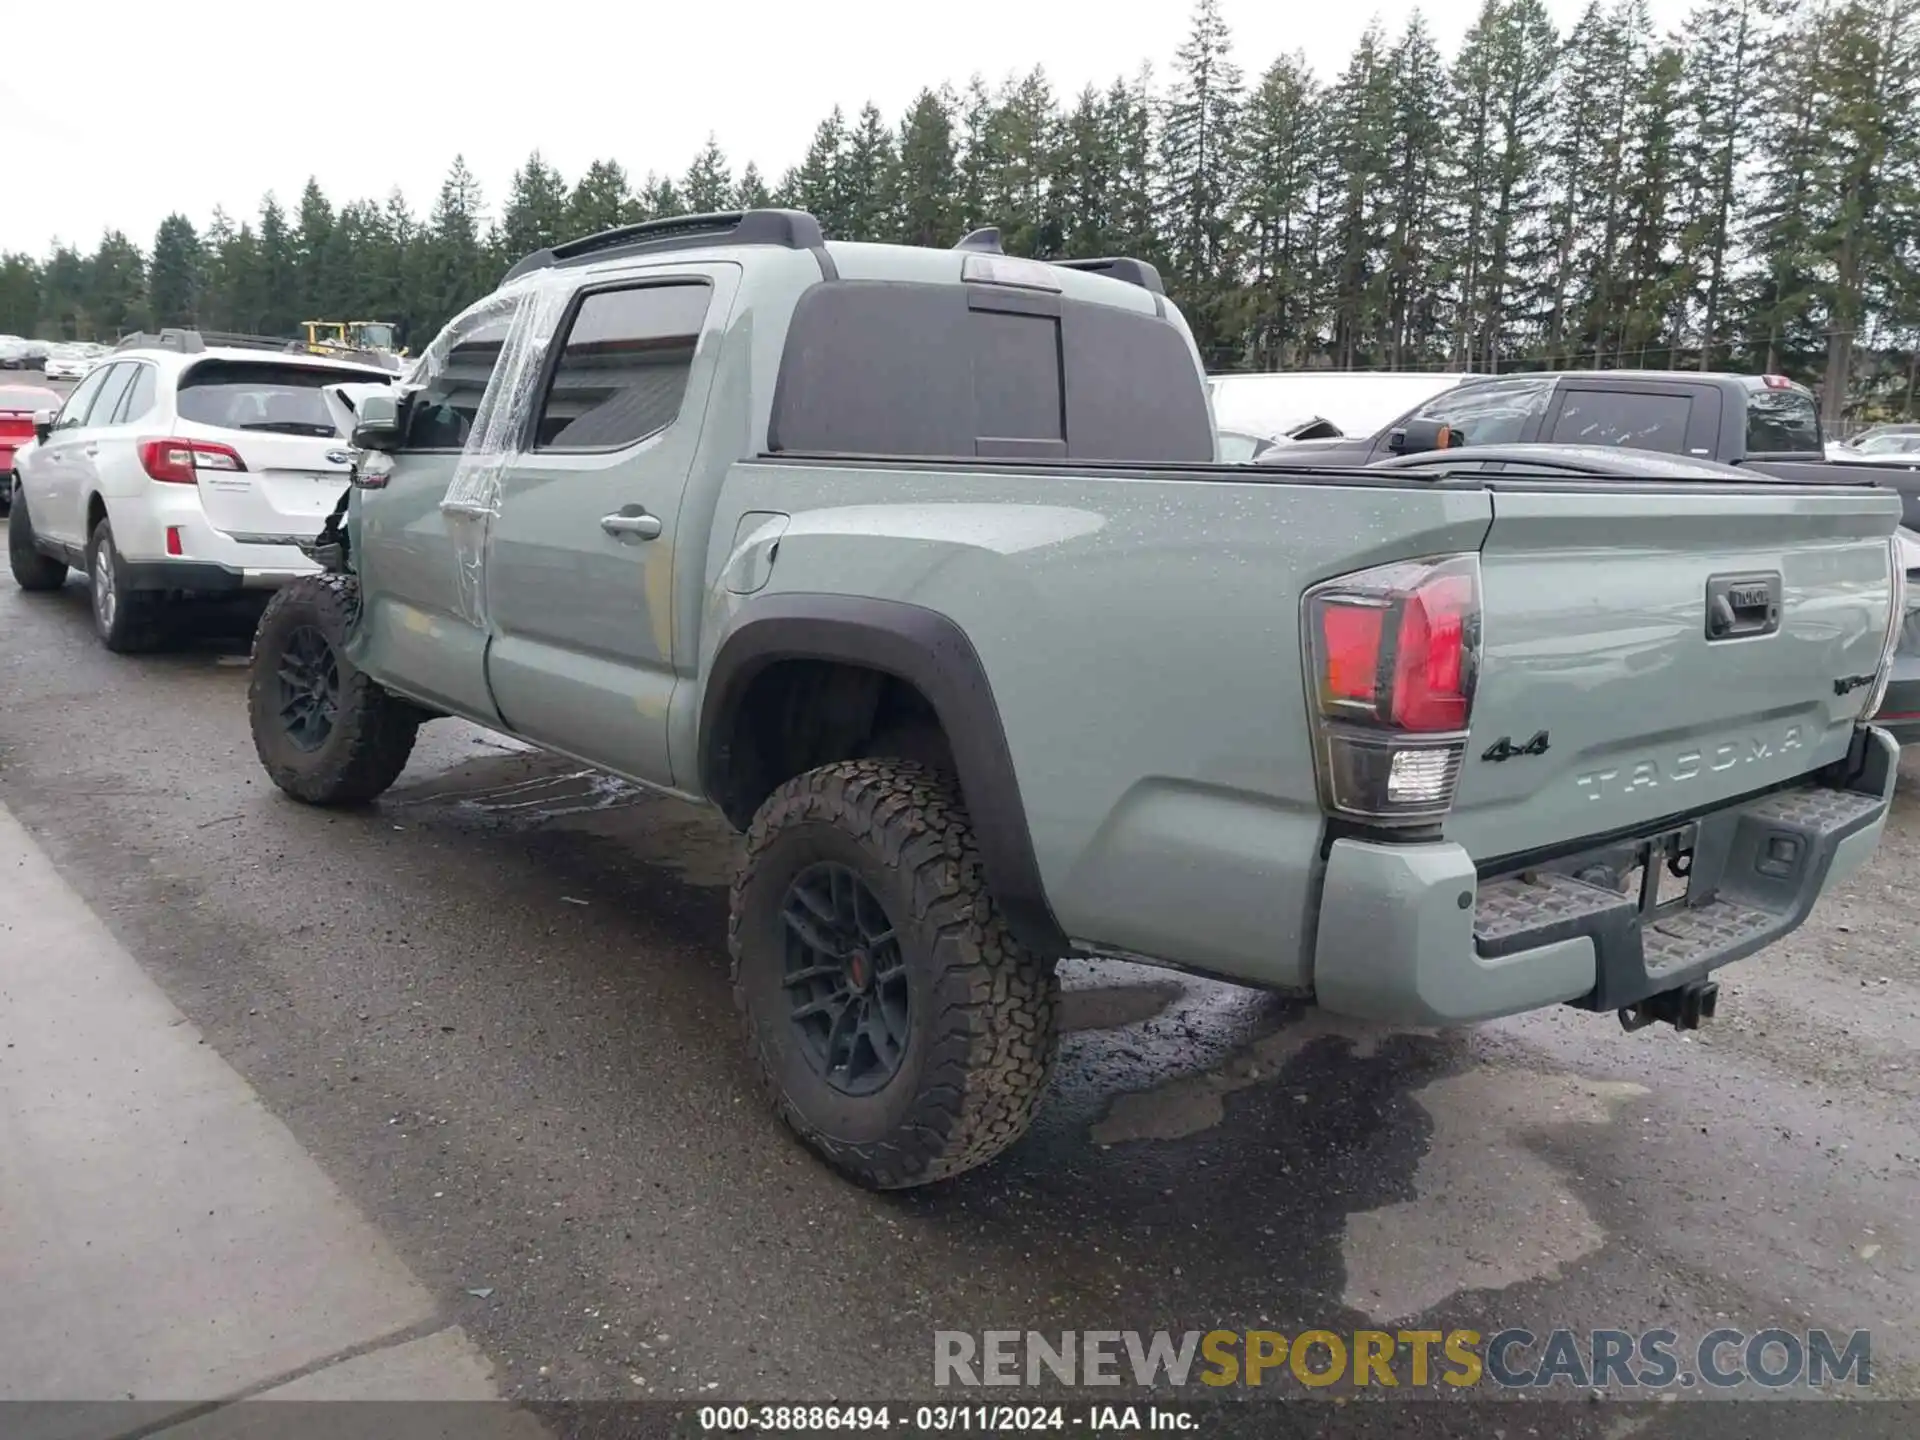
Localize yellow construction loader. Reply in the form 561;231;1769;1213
299;320;407;373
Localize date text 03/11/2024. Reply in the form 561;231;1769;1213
698;1405;1193;1432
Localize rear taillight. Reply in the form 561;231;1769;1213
1304;554;1482;824
138;437;246;485
1863;538;1910;718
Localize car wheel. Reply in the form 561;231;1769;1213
8;481;71;591
86;518;165;652
249;573;420;805
730;758;1060;1189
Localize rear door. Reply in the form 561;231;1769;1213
484;266;736;787
172;358;381;544
1541;381;1720;459
1448;480;1900;863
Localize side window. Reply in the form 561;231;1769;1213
53;364;115;431
1412;377;1555;446
1548;389;1693;453
115;363;157;423
534;283;712;451
401;304;516;452
1744;388;1821;454
89;363;138;427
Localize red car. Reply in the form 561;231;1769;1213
1;383;59;514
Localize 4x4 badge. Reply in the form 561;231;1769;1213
1482;731;1550;763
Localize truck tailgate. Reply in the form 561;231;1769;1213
1448;485;1899;863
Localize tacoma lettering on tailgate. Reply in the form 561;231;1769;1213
1574;726;1805;801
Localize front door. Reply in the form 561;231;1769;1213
348;295;520;724
35;362;117;544
482;264;737;789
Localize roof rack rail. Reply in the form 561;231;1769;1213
1050;257;1166;296
116;327;301;355
503;208;827;283
950;227;1164;294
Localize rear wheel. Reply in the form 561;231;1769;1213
249;573;420;805
8;481;68;591
87;518;166;653
730;758;1059;1189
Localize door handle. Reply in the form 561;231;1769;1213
601;505;662;541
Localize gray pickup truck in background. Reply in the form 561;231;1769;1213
1261;368;1920;521
247;210;1905;1189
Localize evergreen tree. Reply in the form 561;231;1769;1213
954;77;1000;232
1324;23;1396;366
86;231;150;338
148;214;204;327
1158;0;1245;363
986;70;1059;255
1674;0;1774;369
841;102;900;241
256;196;297;335
1105;69;1163;266
1236;53;1324;368
791;108;852;236
420;157;487;336
1058;86;1119;259
1446;0;1561;370
567;160;633;239
895;88;959;246
0;253;40;336
294;178;339;323
500;151;569;260
682;137;734;213
735;162;773;210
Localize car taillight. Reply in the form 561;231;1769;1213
1862;538;1910;718
1304;553;1482;824
138;437;246;485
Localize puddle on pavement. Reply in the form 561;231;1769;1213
383;741;741;890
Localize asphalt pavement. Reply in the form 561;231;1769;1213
2;528;1918;1434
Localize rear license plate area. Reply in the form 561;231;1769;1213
1618;824;1697;916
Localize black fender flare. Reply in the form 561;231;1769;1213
698;592;1069;957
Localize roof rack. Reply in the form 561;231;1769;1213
949;228;1165;295
1050;257;1165;296
116;328;301;355
503;208;827;283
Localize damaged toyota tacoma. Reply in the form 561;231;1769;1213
247;210;1906;1189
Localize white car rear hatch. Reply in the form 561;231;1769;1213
168;358;391;544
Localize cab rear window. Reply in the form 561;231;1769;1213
178;361;384;437
768;279;1212;463
1744;386;1822;454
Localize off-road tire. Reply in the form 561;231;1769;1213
87;517;166;652
730;758;1059;1189
8;480;68;591
249;573;419;805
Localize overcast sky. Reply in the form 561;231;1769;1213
2;0;1692;257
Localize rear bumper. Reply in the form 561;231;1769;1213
1312;725;1897;1026
107;488;318;592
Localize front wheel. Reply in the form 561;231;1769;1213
730;758;1060;1189
249;573;420;805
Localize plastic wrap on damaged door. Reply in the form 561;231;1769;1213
440;275;574;628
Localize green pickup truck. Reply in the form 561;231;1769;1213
248;210;1906;1189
